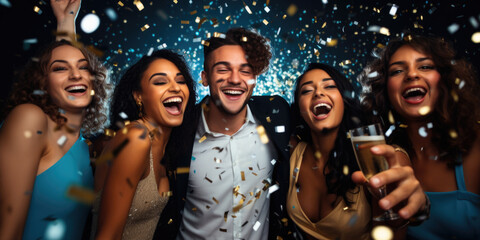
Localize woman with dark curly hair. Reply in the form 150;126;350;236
0;40;110;239
91;49;196;239
359;34;480;239
289;63;427;239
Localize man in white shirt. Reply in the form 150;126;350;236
176;28;292;240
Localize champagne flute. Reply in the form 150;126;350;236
349;123;399;221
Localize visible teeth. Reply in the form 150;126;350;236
163;97;182;103
404;87;426;95
66;85;86;91
223;90;243;95
314;103;332;110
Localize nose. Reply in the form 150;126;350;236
314;88;326;98
227;70;242;85
69;68;82;81
169;80;181;92
406;67;419;81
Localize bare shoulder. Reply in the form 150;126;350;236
0;104;48;137
104;123;152;161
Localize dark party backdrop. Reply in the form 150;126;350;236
1;0;479;104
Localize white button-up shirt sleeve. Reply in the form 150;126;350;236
178;106;277;240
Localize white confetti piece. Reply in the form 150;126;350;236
447;23;459;34
57;135;67;147
389;4;398;16
418;127;427;138
253;221;261;231
275;125;285;133
44;219;66;239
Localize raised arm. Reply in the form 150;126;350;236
0;104;48;239
51;0;81;41
95;126;151;239
352;144;429;222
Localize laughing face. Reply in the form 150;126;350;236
202;45;255;115
297;69;344;133
134;58;189;128
47;45;93;113
387;45;441;121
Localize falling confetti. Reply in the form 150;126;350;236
66;185;96;205
371;225;393;240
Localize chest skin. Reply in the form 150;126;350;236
296;145;341;223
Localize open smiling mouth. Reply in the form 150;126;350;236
163;97;183;115
65;85;87;94
222;89;244;99
402;87;426;103
313;103;332;118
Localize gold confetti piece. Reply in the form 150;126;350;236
118;1;124;7
326;39;338;47
451;90;459;102
263;19;269;25
224;211;228;222
181;20;190;24
252;1;257;6
399;124;408;128
205;176;213;183
173;0;178;3
24;131;32;139
199;135;207;143
176;167;190;174
84;139;92;146
246;199;253;206
371;225;393;240
198;17;208;29
104;128;115;137
33;6;41;13
206;205;210;209
322;22;327;28
233;199;244;212
343;206;349;210
214;157;222;163
282;14;287;19
314;48;320;56
203;5;210;9
226;15;231;21
190;10;197;15
256;125;269;144
66;185;95;205
266;116;271;123
141;24;150;31
90;90;95;96
388;110;395;124
233;185;240;195
314;150;322;159
455;77;461;85
232;215;237;218
134;0;144;11
418;106;431;116
241;171;245;181
219;228;227;232
241;36;248;42
161;191;173;197
201;40;210;47
266;0;270;5
192;207;197;211
343;165;349;175
449;129;458;139
212;197;219;204
255;191;262;199
252;172;257;176
168;219;173;224
286;4;298;16
277;237;283;240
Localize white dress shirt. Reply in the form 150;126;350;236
178;106;277;240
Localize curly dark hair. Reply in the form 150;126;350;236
203;27;272;76
110;49;197;170
2;40;110;136
291;63;365;206
359;34;480;166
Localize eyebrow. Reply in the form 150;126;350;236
49;59;87;68
389;57;431;68
211;62;253;69
299;78;334;88
149;72;183;81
